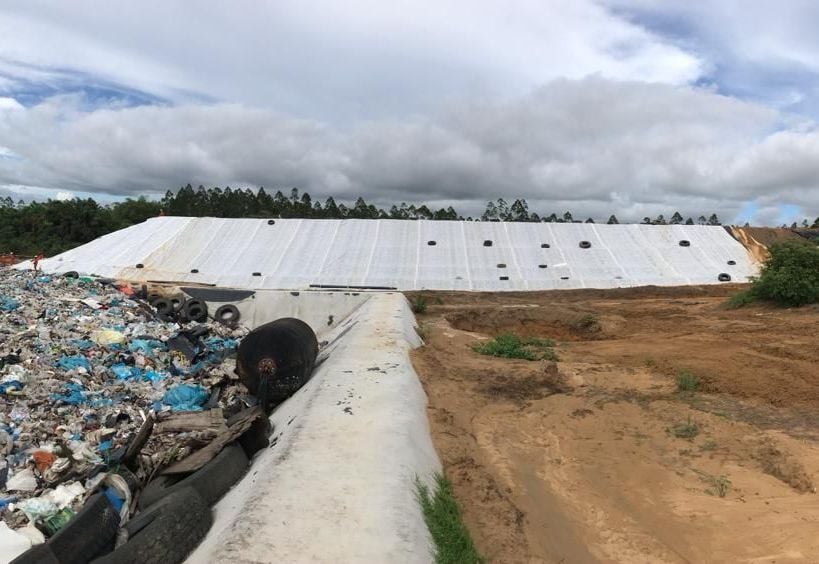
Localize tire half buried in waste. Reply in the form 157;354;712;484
236;317;319;408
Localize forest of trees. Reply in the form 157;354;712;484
2;184;818;256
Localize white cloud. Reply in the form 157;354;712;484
1;79;818;224
54;190;74;201
0;1;703;119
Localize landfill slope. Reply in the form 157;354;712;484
22;217;758;291
188;293;441;563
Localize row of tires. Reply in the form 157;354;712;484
148;295;240;326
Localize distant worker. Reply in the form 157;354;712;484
159;208;165;217
32;253;44;271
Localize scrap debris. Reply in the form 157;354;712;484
0;268;251;545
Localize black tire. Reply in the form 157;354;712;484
138;442;248;510
215;304;240;326
152;298;175;321
238;415;272;458
236;317;319;406
93;488;211;564
182;299;208;323
579;240;591;249
62;271;79;279
137;474;184;510
10;543;59;564
679;240;691;247
718;273;732;282
48;494;120;564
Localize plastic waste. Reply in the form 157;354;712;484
17;498;59;522
42;482;85;509
0;296;18;312
43;507;75;535
6;469;37;493
92;330;126;346
0;521;31;562
56;356;91;373
17;523;45;546
110;363;142;381
163;384;209;411
0;269;248;533
0;381;22;394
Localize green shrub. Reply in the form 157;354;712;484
472;333;558;361
729;240;819;307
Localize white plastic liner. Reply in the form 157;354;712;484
186;293;440;563
25;218;758;291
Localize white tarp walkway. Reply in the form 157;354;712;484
187;292;440;563
26;218;758;291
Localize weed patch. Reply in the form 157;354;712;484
411;295;429;314
472;333;558;361
574;313;600;332
669;417;700;440
417;474;483;564
676;369;700;392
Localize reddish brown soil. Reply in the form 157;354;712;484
410;286;819;563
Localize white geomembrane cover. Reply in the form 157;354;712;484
24;217;758;291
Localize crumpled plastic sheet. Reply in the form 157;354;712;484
0;268;249;534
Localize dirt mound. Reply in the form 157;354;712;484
446;305;625;341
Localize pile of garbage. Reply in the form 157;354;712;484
0;268;249;550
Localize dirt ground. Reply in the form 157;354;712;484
409;285;819;563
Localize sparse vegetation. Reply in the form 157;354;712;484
411;295;430;314
705;474;731;497
676;369;700;392
669;416;700;440
727;240;819;308
417;474;483;564
472;333;558;361
575;313;600;331
644;357;657;369
416;322;430;341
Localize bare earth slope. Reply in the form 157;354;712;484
410;286;819;563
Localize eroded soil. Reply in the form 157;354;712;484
410;286;819;563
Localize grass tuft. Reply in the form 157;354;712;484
676;368;700;392
411;295;429;314
725;289;757;309
669;416;700;440
472;333;558;361
417;474;483;564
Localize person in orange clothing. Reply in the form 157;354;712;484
32;253;44;271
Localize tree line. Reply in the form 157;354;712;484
2;185;817;257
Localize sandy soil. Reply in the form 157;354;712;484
409;286;819;563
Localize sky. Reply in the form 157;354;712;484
1;1;819;224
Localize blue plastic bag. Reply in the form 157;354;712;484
142;370;165;384
51;383;86;405
110;363;142;380
56;356;91;372
0;296;19;312
162;384;208;411
69;339;94;351
129;339;165;355
0;381;23;394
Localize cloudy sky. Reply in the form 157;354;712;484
1;0;819;224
